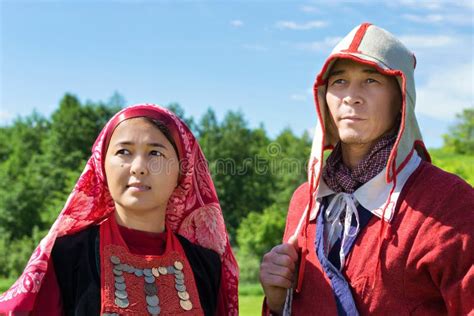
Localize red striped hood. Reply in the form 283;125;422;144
309;23;430;198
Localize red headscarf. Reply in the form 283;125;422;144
0;104;239;315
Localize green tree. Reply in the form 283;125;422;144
198;109;275;241
0;112;49;239
443;107;474;155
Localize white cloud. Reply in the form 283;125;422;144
276;20;327;30
402;13;473;26
416;62;473;119
402;14;443;23
242;44;268;52
0;111;12;125
300;5;318;13
294;36;342;53
290;94;308;102
398;35;457;50
395;0;444;10
290;88;314;102
230;20;243;28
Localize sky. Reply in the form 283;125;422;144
1;0;473;148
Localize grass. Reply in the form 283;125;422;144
0;278;264;315
0;278;15;293
239;283;264;315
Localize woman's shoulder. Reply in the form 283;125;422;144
52;225;99;257
175;234;221;268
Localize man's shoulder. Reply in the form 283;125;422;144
403;160;474;220
410;161;473;197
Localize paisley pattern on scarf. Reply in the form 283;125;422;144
0;104;239;315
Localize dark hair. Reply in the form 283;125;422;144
142;117;180;159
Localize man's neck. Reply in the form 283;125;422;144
340;142;374;169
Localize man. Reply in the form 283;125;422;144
260;23;474;315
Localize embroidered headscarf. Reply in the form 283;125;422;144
0;104;239;315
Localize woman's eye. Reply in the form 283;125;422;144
366;78;378;83
150;150;163;157
116;149;130;155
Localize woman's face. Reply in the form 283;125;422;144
104;117;180;217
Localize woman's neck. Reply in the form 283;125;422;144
114;206;166;233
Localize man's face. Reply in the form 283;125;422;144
326;59;401;146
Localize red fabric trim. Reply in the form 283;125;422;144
100;216;203;315
345;23;372;53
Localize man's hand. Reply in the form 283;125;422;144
259;236;299;315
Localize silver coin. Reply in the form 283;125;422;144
167;266;175;274
122;264;133;273
127;265;135;273
143;268;153;277
175;278;184;285
115;275;125;283
110;256;120;265
174;273;184;280
175;284;186;292
113;269;123;276
115;282;126;291
134;268;143;277
144;275;155;283
146;295;159;306
115;289;128;299
144;283;157;296
120;263;129;271
147;305;161;315
115;297;129;308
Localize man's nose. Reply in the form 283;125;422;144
342;85;363;105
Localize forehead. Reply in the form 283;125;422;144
109;117;165;141
329;58;380;75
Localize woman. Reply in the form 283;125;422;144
0;104;239;315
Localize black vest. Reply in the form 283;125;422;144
51;226;221;316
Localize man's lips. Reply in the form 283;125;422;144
340;116;364;121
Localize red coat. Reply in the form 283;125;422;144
266;161;474;315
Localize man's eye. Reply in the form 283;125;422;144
331;79;346;85
116;149;130;155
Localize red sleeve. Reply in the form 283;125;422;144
410;174;474;315
32;259;63;315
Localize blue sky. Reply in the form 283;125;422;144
1;0;473;148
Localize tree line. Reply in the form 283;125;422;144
0;93;472;283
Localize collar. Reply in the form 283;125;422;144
311;150;421;222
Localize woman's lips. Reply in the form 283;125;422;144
127;184;151;192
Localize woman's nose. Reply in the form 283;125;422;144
130;156;148;175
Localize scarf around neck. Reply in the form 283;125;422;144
322;134;397;194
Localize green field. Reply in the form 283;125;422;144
0;279;264;315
